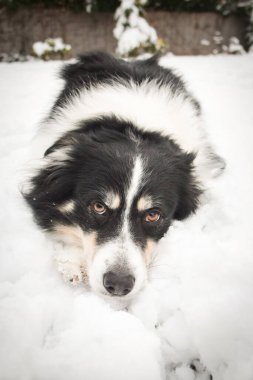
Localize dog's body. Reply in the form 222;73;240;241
24;52;224;300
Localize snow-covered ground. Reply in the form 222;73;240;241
0;54;253;380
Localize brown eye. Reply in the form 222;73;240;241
145;211;160;223
92;201;107;215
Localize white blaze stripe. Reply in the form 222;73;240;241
89;156;147;296
123;156;143;236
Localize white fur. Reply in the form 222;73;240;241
29;57;225;186
37;80;203;155
88;238;147;299
123;156;143;233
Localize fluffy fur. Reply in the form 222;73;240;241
24;52;225;300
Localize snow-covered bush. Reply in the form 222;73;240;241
227;36;246;53
240;0;253;51
113;0;164;57
32;38;71;60
216;0;253;52
0;53;33;63
201;31;245;55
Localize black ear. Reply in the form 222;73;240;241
174;152;202;220
60;51;119;88
23;156;77;230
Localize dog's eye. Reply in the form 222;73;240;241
91;201;107;215
145;210;160;223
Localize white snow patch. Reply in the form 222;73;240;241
200;39;210;46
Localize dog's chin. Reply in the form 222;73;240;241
102;294;132;310
89;279;147;308
95;289;139;310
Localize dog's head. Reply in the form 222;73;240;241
24;117;201;299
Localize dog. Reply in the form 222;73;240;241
23;51;225;300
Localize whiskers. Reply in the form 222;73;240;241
147;256;172;281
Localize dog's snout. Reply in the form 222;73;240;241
103;271;135;296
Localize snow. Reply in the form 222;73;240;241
200;39;210;46
33;41;50;57
0;54;253;380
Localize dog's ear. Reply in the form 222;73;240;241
23;145;77;229
173;152;202;220
60;52;119;88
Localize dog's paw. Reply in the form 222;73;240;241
57;259;84;285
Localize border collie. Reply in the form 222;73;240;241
24;52;224;300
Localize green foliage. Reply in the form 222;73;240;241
0;0;244;14
0;0;118;12
148;0;240;14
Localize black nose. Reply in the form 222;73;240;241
103;271;135;296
